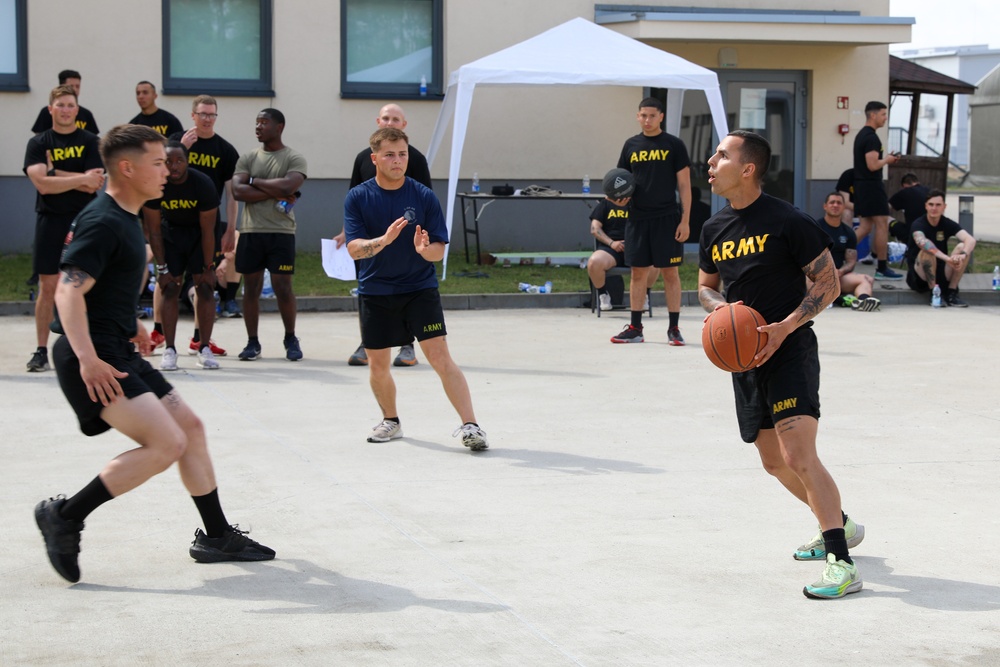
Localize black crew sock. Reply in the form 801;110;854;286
225;282;241;302
61;476;114;522
248;336;260;345
192;328;201;344
597;286;609;296
822;527;852;564
192;488;230;538
153;322;164;335
877;259;888;273
630;310;643;328
385;417;400;424
669;311;680;328
842;511;849;526
284;332;296;343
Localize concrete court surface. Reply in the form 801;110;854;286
1;304;999;667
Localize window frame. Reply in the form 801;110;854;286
0;0;28;92
339;0;444;100
161;0;274;97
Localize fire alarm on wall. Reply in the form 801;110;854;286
837;96;849;109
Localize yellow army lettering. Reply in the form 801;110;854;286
629;149;671;163
50;146;85;161
710;234;770;263
188;152;221;169
607;209;628;219
152;125;169;135
75;121;88;131
423;322;443;333
277;264;294;272
772;397;798;413
161;199;198;210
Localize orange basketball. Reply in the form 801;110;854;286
702;304;768;372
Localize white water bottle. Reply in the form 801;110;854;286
472;172;480;193
518;282;531;292
582;175;590;193
931;284;942;308
993;265;1000;290
419;75;427;97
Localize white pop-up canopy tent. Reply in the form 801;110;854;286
426;17;729;277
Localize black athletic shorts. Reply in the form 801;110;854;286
853;180;890;217
163;225;219;277
235;232;295;275
624;211;684;269
34;213;75;275
359;287;447;350
595;243;626;267
731;327;821;443
53;334;174;437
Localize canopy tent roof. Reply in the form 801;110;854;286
426;17;729;277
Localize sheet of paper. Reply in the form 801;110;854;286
321;238;356;280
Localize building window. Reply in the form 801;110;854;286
0;0;28;92
162;0;273;97
341;0;443;99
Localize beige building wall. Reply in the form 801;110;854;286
4;0;900;184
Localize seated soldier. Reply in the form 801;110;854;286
588;199;656;311
818;192;879;311
905;189;976;307
888;172;930;243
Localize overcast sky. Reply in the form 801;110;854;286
891;0;998;51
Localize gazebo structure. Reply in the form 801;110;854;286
888;55;977;193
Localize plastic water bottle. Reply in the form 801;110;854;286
582;175;590;193
472;173;480;193
518;282;531;292
540;281;553;293
350;287;359;297
993;265;1000;290
261;269;275;298
419;76;428;97
931;284;942;308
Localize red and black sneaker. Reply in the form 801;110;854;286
611;324;644;344
667;327;685;346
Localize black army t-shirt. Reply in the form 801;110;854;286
905;215;963;267
590;199;629;242
23;128;103;216
853;126;883;182
168;132;239;197
889;184;930;224
130;108;184;138
818;220;857;269
699;193;831;326
617;132;691;221
143;168;220;229
58;193;148;339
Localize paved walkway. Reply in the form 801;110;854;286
2;304;999;666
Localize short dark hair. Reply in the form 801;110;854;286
638;96;663;112
727;130;771;183
58;69;81;83
137;80;156;92
925;188;946;202
259;108;285;125
825;191;845;204
901;172;919;186
100;124;166;166
165;139;188;157
865;101;887;115
370;127;409;153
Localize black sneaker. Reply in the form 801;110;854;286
27;348;49;372
189;525;276;563
283;336;303;361
34;497;84;583
610;324;644;344
667;326;686;346
945;292;968;308
238;340;262;361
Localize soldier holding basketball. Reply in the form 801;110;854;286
697;130;865;600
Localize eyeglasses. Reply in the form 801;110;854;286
195;113;218;120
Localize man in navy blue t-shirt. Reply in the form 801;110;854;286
344;127;488;452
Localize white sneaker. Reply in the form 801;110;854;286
598;293;612;311
367;419;402;443
197;347;220;370
453;423;489;451
160;347;178;371
643;293;650;311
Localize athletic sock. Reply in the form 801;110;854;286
385;417;400;424
597;287;608;295
858;294;871;301
877;260;888;273
669;311;680;328
225;282;241;302
630;310;643;328
153;322;164;335
60;476;114;522
283;332;296;343
463;421;479;427
248;336;260;345
822;528;852;564
192;488;230;538
842;510;849;526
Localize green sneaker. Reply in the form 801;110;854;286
793;517;865;561
803;553;863;599
839;295;858;308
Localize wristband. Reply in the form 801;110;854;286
156;264;169;275
249;176;254;186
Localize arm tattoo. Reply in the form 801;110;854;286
698;287;725;313
60;267;91;288
799;251;836;322
360;239;381;258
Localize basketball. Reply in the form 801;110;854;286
602;168;635;200
702;304;768;372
